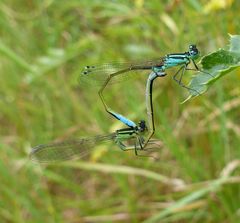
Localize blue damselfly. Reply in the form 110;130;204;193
80;45;212;144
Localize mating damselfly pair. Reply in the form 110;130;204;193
30;45;212;162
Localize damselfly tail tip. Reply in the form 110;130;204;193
29;144;50;163
29;152;39;163
81;65;96;75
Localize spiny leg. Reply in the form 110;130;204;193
191;59;214;78
141;138;162;151
116;135;152;158
134;135;144;156
142;130;155;149
135;135;156;158
173;64;200;95
134;136;146;157
173;65;184;83
115;139;135;152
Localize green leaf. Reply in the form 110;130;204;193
184;34;240;102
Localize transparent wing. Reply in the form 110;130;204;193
79;58;164;86
30;133;116;163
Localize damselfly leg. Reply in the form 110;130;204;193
173;63;201;95
191;59;214;78
115;119;156;158
115;120;147;152
173;57;214;95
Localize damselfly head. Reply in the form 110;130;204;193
138;120;147;132
188;44;199;59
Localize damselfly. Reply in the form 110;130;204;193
30;120;148;162
30;70;163;162
80;45;212;129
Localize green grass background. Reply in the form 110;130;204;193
0;0;240;222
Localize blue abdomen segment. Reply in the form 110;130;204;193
111;112;137;128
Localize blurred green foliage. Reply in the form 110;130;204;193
0;0;240;222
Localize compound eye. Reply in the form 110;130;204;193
190;44;196;49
